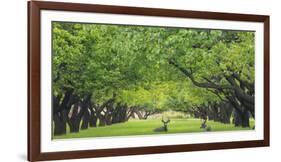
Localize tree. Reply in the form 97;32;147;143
166;31;254;127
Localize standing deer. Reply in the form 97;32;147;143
154;117;170;132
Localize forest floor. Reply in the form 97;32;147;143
53;118;255;139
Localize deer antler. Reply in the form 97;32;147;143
166;117;170;123
162;117;170;124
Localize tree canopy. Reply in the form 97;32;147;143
52;22;255;136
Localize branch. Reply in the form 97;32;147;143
206;89;227;102
225;75;254;104
168;59;227;90
232;72;254;93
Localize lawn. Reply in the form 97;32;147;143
53;118;255;139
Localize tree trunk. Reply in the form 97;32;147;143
89;108;97;127
208;107;214;120
89;115;97;127
218;102;233;124
112;103;128;124
81;109;90;130
212;106;220;122
53;113;66;136
224;103;233;124
105;113;112;125
130;112;136;119
233;109;242;126
241;110;250;127
68;103;83;133
69;120;80;133
98;115;106;126
52;89;75;136
233;109;250;127
134;110;144;119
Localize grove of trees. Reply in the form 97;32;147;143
52;22;255;136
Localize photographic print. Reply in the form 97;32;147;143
52;22;255;139
28;1;269;161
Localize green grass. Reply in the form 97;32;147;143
53;118;255;139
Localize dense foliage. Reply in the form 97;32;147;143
52;22;255;136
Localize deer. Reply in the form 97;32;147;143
154;117;170;132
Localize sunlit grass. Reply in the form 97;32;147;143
53;118;254;139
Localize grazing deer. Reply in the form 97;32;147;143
154;117;170;132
